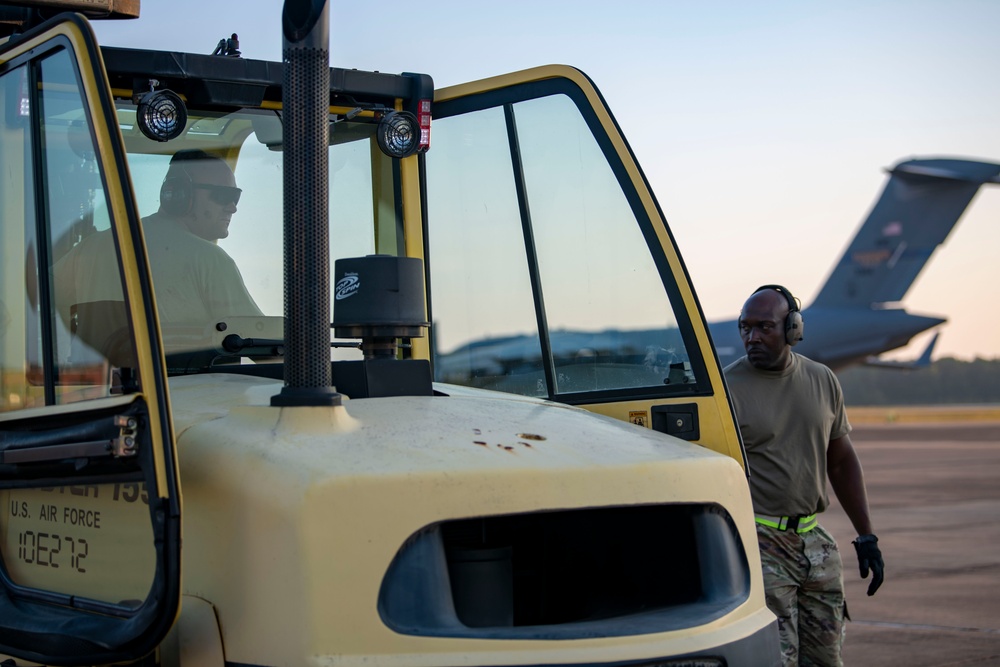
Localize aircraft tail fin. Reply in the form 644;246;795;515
811;158;1000;309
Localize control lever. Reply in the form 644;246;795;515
222;334;285;355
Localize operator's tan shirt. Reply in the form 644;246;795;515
54;213;261;338
724;353;850;517
140;212;262;324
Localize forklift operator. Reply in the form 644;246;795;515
54;149;262;363
140;149;262;323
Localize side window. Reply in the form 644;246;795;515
425;106;545;396
427;91;697;399
1;64;44;411
1;49;136;414
513;95;691;394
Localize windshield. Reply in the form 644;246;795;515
116;105;400;372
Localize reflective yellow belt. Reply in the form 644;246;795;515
754;513;818;533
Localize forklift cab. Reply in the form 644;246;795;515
0;3;777;666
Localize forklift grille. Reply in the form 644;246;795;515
378;504;750;639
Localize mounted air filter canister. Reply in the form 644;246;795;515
333;255;429;358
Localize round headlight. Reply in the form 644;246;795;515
136;89;187;142
376;111;419;158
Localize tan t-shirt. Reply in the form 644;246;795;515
140;213;262;324
724;353;850;516
53;215;262;355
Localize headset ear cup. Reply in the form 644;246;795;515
160;174;192;216
786;310;804;346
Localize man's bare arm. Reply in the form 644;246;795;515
827;434;874;536
829;433;885;595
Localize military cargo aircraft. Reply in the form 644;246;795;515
435;156;1000;398
710;157;1000;370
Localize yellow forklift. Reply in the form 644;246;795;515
0;1;779;664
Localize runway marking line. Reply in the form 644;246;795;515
854;620;1000;635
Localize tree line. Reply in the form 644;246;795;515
836;357;1000;406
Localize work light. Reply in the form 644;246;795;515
136;89;187;142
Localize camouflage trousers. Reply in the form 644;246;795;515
756;522;846;667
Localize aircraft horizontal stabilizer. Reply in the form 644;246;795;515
892;161;1000;184
863;331;940;370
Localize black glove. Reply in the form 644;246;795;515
852;534;884;596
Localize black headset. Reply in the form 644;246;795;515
160;149;218;216
159;164;193;216
753;284;804;346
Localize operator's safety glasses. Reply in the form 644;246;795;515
194;183;243;206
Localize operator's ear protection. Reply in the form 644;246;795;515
159;164;193;216
161;149;224;216
753;284;804;346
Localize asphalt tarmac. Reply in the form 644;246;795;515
820;420;1000;666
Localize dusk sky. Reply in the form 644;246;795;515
92;0;1000;361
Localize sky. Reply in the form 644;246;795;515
91;0;1000;361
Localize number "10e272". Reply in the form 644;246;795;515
17;530;88;573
